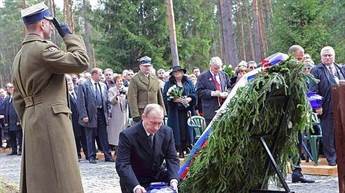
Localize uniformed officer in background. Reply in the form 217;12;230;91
12;2;89;193
127;56;166;123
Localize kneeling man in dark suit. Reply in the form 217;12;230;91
116;104;179;193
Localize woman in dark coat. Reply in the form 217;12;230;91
163;66;196;158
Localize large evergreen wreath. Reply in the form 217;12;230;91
180;57;312;193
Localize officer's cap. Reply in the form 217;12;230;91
138;56;152;66
21;2;53;25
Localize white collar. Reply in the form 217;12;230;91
143;123;154;136
210;71;218;77
90;79;98;85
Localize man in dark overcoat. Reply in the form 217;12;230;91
311;46;345;166
196;57;231;125
78;67;114;163
116;104;179;193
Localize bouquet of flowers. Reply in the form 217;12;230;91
167;85;183;100
167;85;189;108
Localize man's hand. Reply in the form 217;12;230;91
134;185;147;193
52;18;72;38
170;180;178;193
211;90;221;97
315;108;323;115
220;92;228;99
82;117;89;123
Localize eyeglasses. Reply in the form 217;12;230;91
322;54;333;57
249;66;256;69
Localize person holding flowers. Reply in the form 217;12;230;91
163;66;196;158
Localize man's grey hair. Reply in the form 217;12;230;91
320;46;335;56
157;69;165;74
104;68;113;74
143;104;164;117
247;61;258;67
288;45;304;55
209;57;223;67
122;69;129;76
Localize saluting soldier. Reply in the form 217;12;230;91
127;56;166;123
12;2;89;193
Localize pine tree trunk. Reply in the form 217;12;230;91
166;0;180;67
258;0;267;57
63;0;74;32
252;0;262;61
219;0;238;67
83;0;95;67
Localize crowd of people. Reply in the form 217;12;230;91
3;2;342;193
0;44;341;180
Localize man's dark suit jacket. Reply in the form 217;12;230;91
77;79;108;128
116;122;179;192
311;63;345;116
1;96;21;131
196;70;231;121
69;89;82;137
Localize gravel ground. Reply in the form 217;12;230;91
0;152;339;193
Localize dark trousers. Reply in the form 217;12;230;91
321;114;336;164
85;126;96;160
74;126;88;159
8;129;22;153
96;109;112;159
85;109;112;160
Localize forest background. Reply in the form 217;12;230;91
0;0;344;86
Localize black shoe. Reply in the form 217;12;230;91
292;169;315;183
292;175;315;183
8;152;17;156
328;162;337;166
89;159;97;164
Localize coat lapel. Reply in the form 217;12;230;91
207;71;217;90
86;79;96;99
138;72;150;87
321;64;336;85
153;129;163;158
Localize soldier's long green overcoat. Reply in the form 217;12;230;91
12;33;89;193
127;71;166;118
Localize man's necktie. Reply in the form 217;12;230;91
213;75;221;91
95;83;103;107
148;134;154;149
